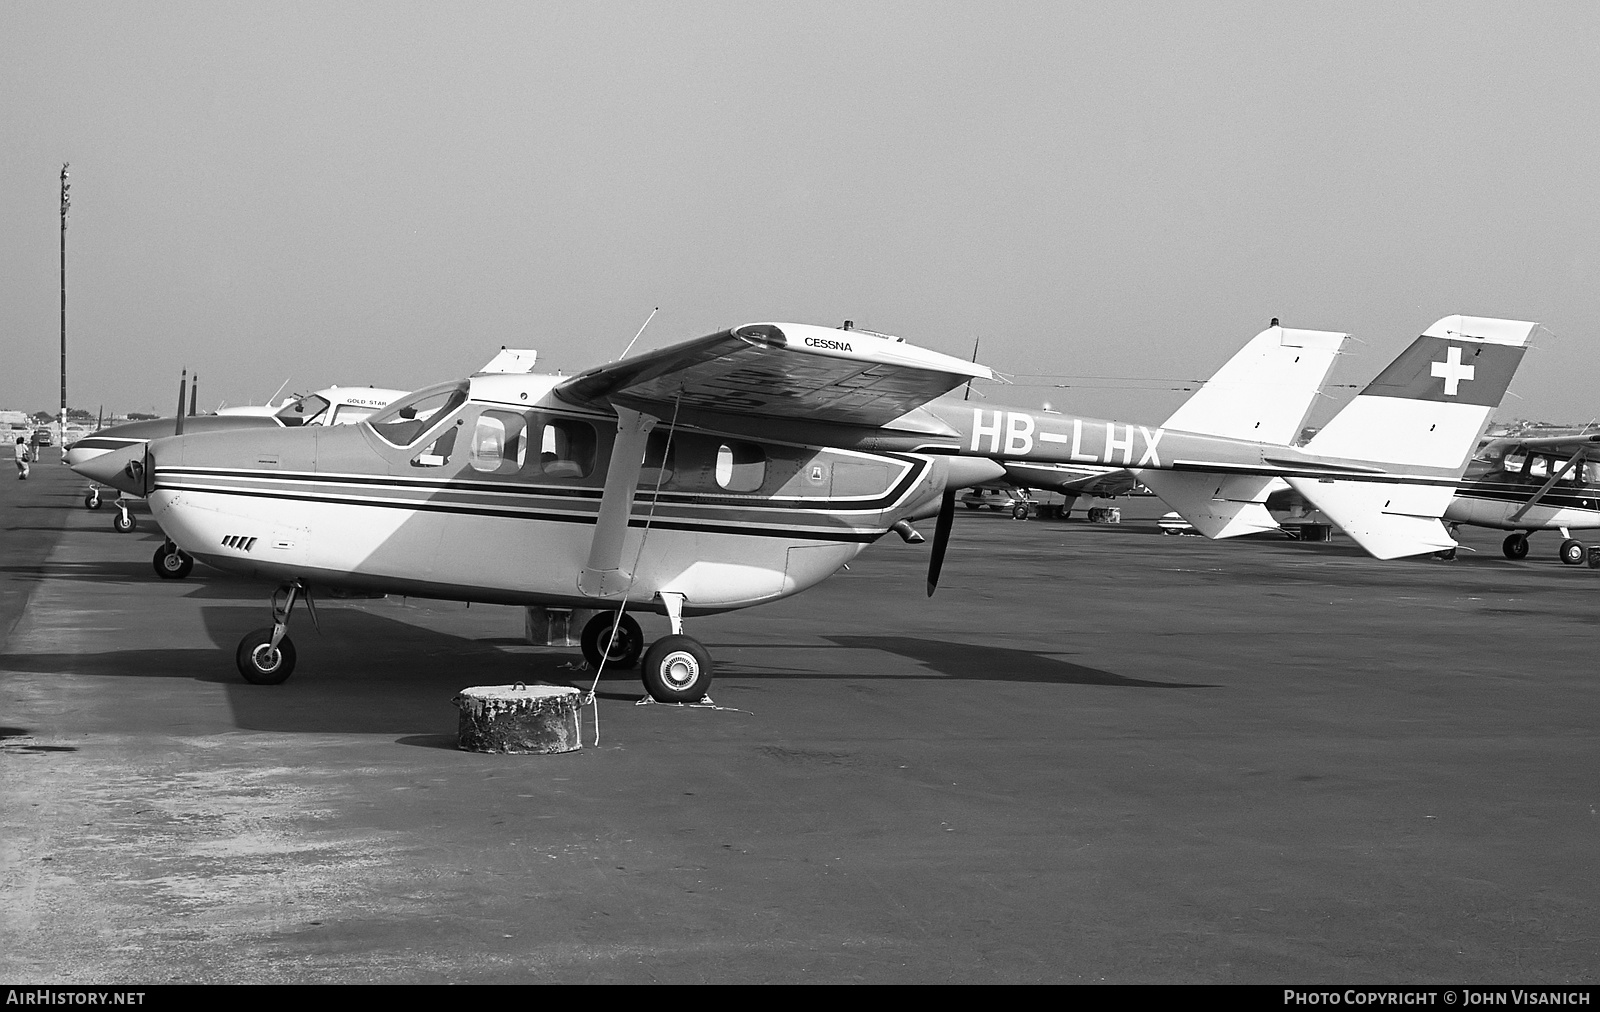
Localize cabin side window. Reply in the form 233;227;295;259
638;430;677;487
538;418;597;479
715;442;766;492
469;410;528;475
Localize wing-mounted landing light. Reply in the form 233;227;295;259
926;489;957;596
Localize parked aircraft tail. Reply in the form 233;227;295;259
1284;315;1536;559
1135;323;1348;539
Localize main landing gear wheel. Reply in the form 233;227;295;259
84;491;102;510
236;628;296;685
580;612;643;670
1011;503;1029;521
112;508;135;533
641;635;714;703
152;543;193;580
1560;539;1586;566
1502;533;1530;560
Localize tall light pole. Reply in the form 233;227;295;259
59;163;69;461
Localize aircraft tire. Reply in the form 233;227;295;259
113;511;136;534
152;544;193;580
580;612;643;670
236;628;295;685
1502;534;1529;560
641;635;714;704
1560;539;1585;566
963;503;979;511
84;493;101;510
1011;504;1028;520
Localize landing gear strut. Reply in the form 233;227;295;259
112;500;135;533
236;582;314;684
638;592;714;703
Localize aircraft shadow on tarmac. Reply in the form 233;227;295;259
820;635;1211;688
1;602;1213;738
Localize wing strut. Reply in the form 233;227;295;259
1508;449;1587;523
578;406;657;599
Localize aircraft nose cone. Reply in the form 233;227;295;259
71;442;147;496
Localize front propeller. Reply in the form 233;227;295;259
926;489;957;596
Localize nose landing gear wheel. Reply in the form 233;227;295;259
85;492;102;510
236;628;296;684
1560;539;1586;565
152;544;193;579
113;508;136;533
580;612;643;670
1502;533;1530;560
641;635;714;703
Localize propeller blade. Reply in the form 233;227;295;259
926;489;957;597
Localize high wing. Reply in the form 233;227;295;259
555;323;991;426
554;322;992;601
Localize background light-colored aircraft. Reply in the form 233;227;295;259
75;315;1531;702
68;383;409;579
67;351;535;575
1439;431;1600;564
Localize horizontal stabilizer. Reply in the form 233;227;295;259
1134;470;1281;539
1285;478;1457;559
1162;325;1347;444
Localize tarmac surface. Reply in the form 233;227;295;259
2;460;1597;984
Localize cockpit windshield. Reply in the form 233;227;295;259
366;381;470;446
275;394;331;427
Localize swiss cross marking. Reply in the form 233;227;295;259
1431;345;1475;396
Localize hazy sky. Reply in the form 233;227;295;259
4;2;1599;425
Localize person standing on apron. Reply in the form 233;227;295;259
14;436;30;479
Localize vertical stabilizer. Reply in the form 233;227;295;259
1139;323;1347;538
1162;324;1347;444
1287;315;1536;559
1298;315;1532;471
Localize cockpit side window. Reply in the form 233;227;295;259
276;394;331;427
411;422;460;468
367;382;469;447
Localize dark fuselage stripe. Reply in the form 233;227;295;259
155;482;885;542
158;453;930;512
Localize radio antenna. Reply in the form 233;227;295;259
616;307;659;361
